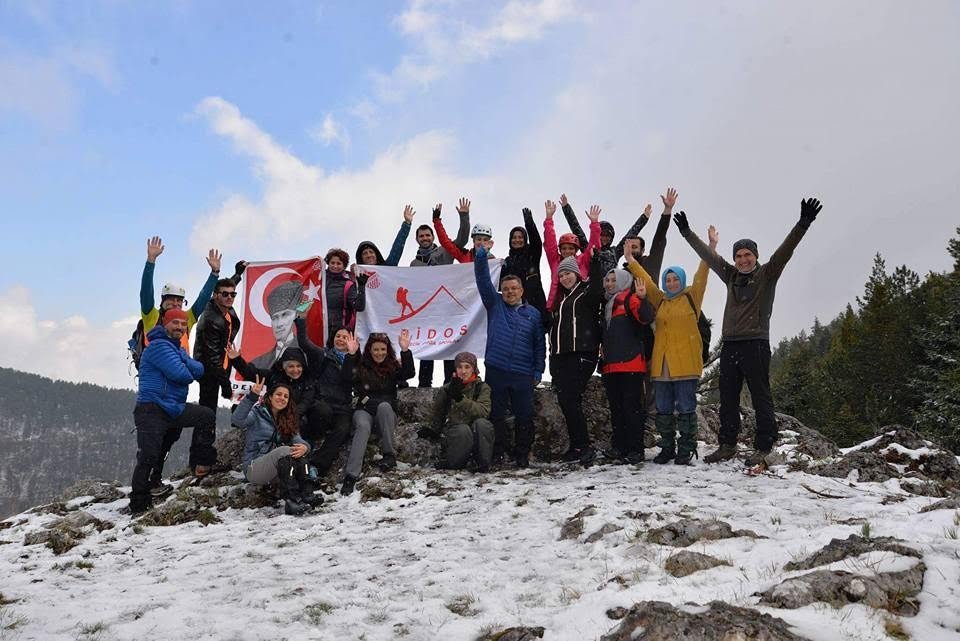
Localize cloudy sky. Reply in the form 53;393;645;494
1;0;958;390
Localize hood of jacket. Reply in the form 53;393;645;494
355;241;386;266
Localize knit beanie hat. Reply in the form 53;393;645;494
557;256;580;277
162;308;188;325
732;238;759;260
279;347;306;367
454;352;478;374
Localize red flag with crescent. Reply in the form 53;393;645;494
230;257;326;399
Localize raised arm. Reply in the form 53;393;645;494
767;198;821;278
624;242;665;308
585;251;607;304
473;247;499;309
544;201;559;269
614;203;652;261
673;212;735;283
435;215;471;263
386;206;415;266
453;201;470;249
294;317;326;365
350;273;366;313
191;249;222;320
560;193;588;251
228;260;248;287
522;207;542;260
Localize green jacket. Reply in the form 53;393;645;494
681;222;808;341
431;378;492;427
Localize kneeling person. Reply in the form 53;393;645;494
431;353;494;471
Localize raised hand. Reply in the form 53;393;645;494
207;249;222;273
356;272;370;287
234;260;248;276
799;197;822;225
346;332;360;355
642;203;653;218
456;197;471;215
634;277;647;298
403;205;415;224
432;203;442;220
522;207;532;218
559;193;569;208
624;242;639;266
708;225;719;250
251;374;265;397
146;236;164;263
661;187;679;211
226;343;240;360
672;211;690;234
586;205;602;222
545;200;557;218
398;328;411;351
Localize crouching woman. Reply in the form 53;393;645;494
233;375;322;515
340;329;416;495
431;352;495;471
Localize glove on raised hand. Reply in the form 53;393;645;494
799;198;822;228
672;211;690;235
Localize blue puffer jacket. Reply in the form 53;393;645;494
136;325;205;418
233;394;311;474
474;248;546;378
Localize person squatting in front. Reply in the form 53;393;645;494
599;267;656;463
128;308;217;514
339;329;416;495
426;352;494;471
625;226;714;465
233;375;322;516
474;245;545;467
549;251;606;466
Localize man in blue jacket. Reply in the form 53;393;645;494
129;308;217;514
474;246;545;467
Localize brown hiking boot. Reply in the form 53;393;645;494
744;449;772;468
703;443;737;464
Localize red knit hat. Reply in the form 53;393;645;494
163;308;188;325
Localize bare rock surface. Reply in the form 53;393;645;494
475;626;545;641
664;550;731;577
783;534;921;571
919;495;960;513
22;510;113;555
599;600;811;641
646;518;760;548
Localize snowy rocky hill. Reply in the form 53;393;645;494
1;385;959;641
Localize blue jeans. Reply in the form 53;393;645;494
654;379;698;415
486;365;536;458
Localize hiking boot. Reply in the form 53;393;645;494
378;454;397;472
561;448;582;462
674;450;697;466
579;447;596;467
150;481;174;500
340;475;357;496
602;448;625;463
129;501;152;515
703;443;737;464
744;449;772;468
652;448;675;465
514;453;530;469
301;492;325;508
193;465;211;479
623;450;645;464
284;499;309;516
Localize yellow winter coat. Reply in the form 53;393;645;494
626;260;709;379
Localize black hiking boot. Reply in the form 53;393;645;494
561;448;582;462
150;481;174;500
579;447;596;467
703;443;738;464
624;450;645;464
340;475;358;496
301;492;325;508
674;450;698;466
652;448;676;465
602;448;625;463
378;454;397;472
284;499;309;516
276;456;309;516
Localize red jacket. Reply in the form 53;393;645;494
600;289;656;374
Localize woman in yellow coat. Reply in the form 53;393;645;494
624;225;716;464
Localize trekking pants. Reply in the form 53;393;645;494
551;351;598;450
602;372;647;454
718;339;776;451
302;401;352;474
440;419;495;470
345;403;397;478
245;446;295;485
418;359;455;387
129;402;216;510
486;365;536;459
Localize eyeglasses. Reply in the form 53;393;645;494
218;291;237;298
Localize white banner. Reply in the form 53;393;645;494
355;261;502;360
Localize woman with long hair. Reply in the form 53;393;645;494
233;376;322;515
340;329;415;495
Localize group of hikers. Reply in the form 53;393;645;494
128;190;824;516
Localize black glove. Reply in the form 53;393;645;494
234;260;248;277
672;211;690;235
356;272;370;287
522;207;532;218
447;377;465;402
432;206;442;221
799;198;822;227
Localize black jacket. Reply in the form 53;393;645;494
343;349;416;412
295;318;354;415
549;254;605;355
193;300;241;380
502;209;547;317
230;354;319;418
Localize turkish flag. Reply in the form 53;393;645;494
230;257;326;398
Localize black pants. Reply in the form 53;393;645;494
302;400;352;474
551;351;598;450
418;360;455;387
130;402;217;510
718;339;776;450
602;372;647;454
198;373;230;411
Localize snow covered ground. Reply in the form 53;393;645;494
1;447;959;641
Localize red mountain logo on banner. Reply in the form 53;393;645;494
389;285;466;324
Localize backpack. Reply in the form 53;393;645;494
127;319;146;372
658;293;712;364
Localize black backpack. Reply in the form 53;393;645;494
127;319;146;371
658;293;712;363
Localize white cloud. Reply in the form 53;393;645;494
308;113;351;152
0;287;137;391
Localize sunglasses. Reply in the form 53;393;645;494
218;291;238;298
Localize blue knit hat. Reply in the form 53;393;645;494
661;266;687;299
